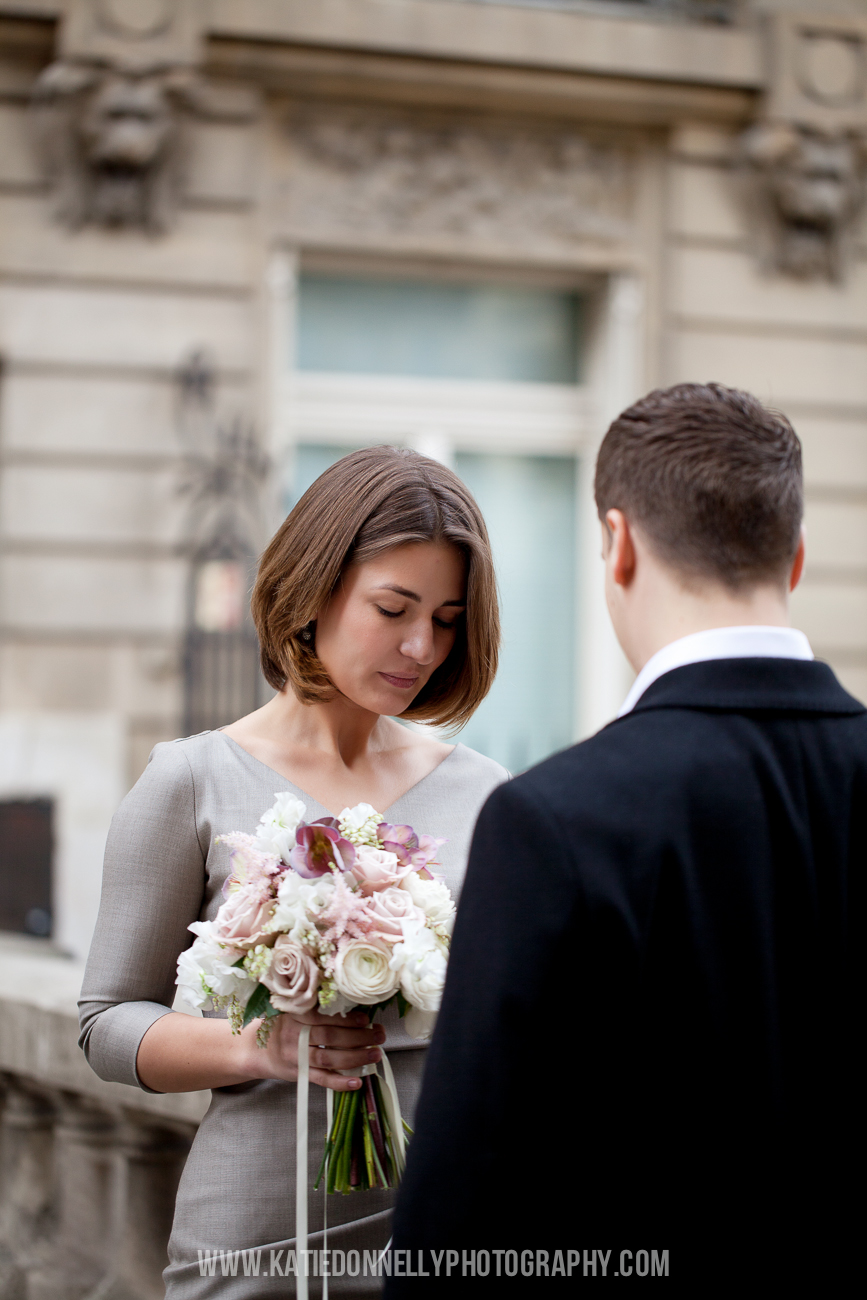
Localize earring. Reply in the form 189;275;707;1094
299;623;313;645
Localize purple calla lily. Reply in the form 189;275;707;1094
376;822;446;876
289;818;357;878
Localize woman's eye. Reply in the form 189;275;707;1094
376;606;403;619
434;618;459;631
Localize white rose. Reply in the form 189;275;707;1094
400;872;456;935
389;921;447;1013
177;922;253;1010
269;870;335;939
254;791;307;863
333;938;400;1005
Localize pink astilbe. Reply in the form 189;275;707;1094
217;832;285;897
318;874;378;970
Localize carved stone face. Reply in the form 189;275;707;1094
80;76;172;173
771;134;861;231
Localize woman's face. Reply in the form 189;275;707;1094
313;542;466;716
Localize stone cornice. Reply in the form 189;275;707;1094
207;0;762;89
0;0;763;89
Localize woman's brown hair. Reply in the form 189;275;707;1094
251;446;500;730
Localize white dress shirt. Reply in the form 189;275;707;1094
618;625;815;718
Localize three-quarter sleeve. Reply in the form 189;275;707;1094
78;742;207;1090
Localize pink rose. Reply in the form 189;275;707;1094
212;884;275;951
261;936;320;1014
351;845;415;895
366;886;426;941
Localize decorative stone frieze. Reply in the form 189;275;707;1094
741;11;867;280
276;103;640;262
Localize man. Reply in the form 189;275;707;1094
386;383;861;1291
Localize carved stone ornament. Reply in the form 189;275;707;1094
276;103;638;262
29;0;256;233
31;61;192;232
60;0;205;73
740;12;867;280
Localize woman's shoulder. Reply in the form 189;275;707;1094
132;729;227;796
439;743;510;794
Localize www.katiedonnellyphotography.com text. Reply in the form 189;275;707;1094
196;1247;670;1279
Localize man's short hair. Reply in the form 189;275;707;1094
594;382;803;588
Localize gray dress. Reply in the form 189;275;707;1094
78;731;508;1298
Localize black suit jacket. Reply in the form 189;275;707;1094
387;659;864;1291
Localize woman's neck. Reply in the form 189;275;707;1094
229;688;393;770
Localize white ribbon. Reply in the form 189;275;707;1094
295;1031;405;1296
296;1026;310;1300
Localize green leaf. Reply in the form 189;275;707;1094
364;994;397;1021
241;982;278;1028
396;989;410;1019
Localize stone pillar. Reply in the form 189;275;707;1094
28;1092;116;1300
0;1076;56;1297
91;1116;193;1300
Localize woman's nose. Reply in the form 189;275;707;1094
400;620;436;665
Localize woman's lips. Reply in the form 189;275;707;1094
379;672;419;689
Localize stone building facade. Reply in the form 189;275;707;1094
1;1;866;1293
2;0;867;961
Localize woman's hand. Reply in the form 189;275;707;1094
135;1007;385;1094
238;1009;385;1092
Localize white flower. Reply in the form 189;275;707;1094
389;918;447;1014
317;981;357;1018
176;921;254;1011
400;871;456;936
338;802;384;847
333;938;400;1005
403;1006;438;1041
253;791;307;863
268;870;335;941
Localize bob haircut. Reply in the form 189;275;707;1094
251;446;500;730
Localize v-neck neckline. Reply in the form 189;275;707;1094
217;731;460;819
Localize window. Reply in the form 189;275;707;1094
0;799;53;937
298;275;582;384
283;269;588;769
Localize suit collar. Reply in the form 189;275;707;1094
627;658;865;717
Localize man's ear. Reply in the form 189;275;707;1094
789;524;806;592
605;508;636;589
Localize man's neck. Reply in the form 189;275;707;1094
622;573;790;676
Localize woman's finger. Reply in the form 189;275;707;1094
307;1024;385;1050
310;1046;381;1071
309;1069;364;1093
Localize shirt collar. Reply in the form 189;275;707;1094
618;626;815;718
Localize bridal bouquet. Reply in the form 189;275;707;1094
176;793;454;1194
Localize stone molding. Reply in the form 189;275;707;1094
0;0;765;89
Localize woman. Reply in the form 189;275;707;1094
78;446;508;1297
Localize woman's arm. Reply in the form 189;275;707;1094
136;1006;385;1093
80;740;384;1095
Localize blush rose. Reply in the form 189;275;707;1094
260;935;321;1014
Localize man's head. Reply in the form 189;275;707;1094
594;383;805;669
